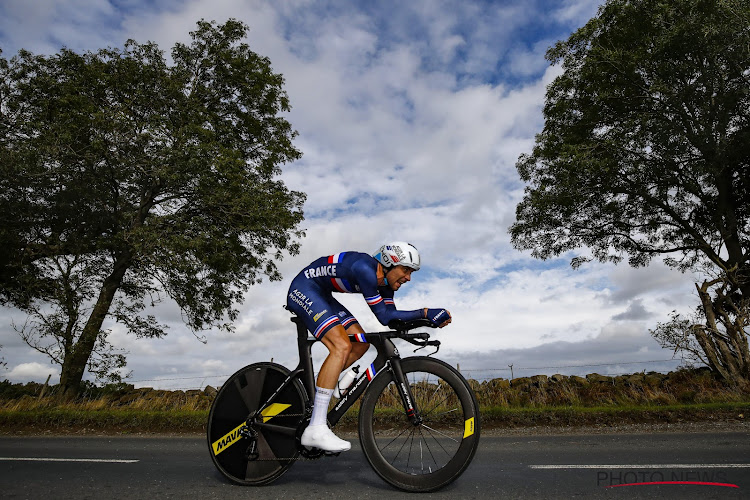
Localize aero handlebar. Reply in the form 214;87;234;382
387;319;441;353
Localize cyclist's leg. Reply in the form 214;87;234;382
287;279;355;391
318;324;352;389
344;322;369;368
287;281;351;386
302;323;352;451
287;283;352;451
327;298;369;369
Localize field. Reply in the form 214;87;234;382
1;367;748;434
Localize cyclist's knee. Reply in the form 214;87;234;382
322;326;352;358
332;338;353;359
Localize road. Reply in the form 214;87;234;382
1;431;749;499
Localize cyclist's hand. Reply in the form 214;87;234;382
424;308;452;328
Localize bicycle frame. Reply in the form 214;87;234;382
253;315;421;435
208;313;478;492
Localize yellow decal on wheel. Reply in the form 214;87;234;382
212;422;246;456
463;417;475;438
211;404;292;456
261;403;291;422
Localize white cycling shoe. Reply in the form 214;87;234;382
300;425;351;452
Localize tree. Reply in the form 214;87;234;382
651;277;750;384
0;19;305;396
510;0;749;385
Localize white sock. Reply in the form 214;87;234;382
310;386;333;427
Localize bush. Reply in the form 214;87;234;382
0;380;42;399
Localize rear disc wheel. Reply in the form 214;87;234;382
207;362;306;485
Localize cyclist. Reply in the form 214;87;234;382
286;242;452;452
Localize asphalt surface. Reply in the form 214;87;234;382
1;431;749;499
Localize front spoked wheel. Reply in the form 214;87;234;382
207;362;307;485
358;357;480;492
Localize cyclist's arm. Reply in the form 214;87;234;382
352;259;424;325
375;280;451;328
365;289;424;326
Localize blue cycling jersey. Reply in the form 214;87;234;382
287;251;424;339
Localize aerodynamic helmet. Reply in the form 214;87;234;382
373;242;421;271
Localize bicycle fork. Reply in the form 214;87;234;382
388;358;423;426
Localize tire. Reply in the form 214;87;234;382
358;357;480;492
207;362;307;485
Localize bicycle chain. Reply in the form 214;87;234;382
247;447;339;462
251;455;326;461
243;414;340;462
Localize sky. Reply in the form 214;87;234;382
0;0;703;389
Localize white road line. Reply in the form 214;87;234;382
530;464;750;469
0;457;139;463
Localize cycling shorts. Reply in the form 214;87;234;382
287;277;360;339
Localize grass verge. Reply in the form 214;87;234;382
1;402;747;435
0;408;208;435
481;402;750;428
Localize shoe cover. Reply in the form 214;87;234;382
300;425;351;452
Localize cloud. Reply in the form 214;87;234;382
449;321;686;381
6;362;60;384
605;262;697;305
0;0;123;55
553;0;604;24
1;0;710;390
611;299;653;321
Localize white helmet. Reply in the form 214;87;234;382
373;242;421;271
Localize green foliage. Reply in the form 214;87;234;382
650;310;704;360
0;380;42;399
0;19;305;393
511;0;750;386
511;0;749;276
78;380;135;399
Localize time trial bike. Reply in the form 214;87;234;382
206;313;480;492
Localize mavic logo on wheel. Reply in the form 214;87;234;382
212;422;246;456
211;403;291;456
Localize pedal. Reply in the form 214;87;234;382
299;445;325;459
323;451;341;457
